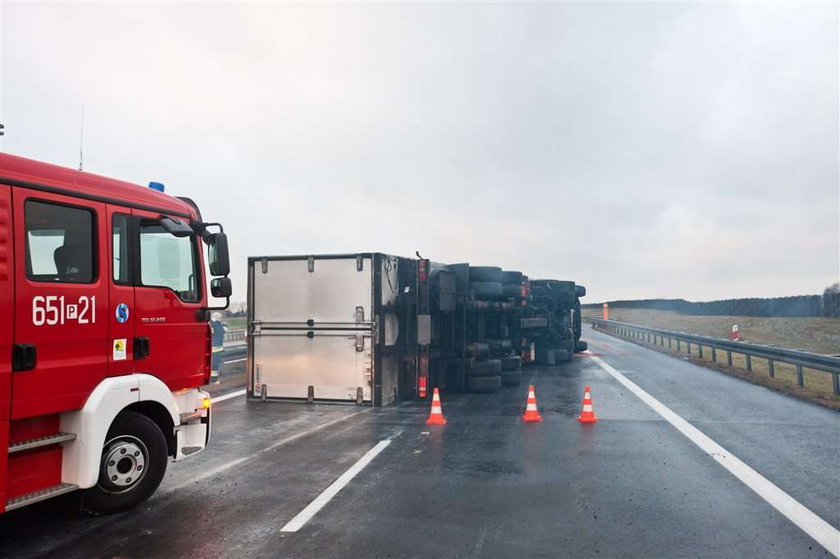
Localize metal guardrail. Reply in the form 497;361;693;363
224;329;247;343
592;319;840;396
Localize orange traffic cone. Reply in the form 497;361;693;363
521;385;543;422
577;385;598;424
425;387;447;425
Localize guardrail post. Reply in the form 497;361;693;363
768;360;775;378
726;351;732;366
745;354;752;372
686;341;691;356
833;373;840;396
668;337;672;349
711;347;716;362
796;365;804;387
676;339;680;352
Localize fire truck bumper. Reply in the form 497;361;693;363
173;388;211;461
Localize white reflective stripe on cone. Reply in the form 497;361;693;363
582;404;593;412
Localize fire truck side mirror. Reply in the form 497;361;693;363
211;277;232;298
208;233;230;277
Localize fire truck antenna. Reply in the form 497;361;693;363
78;105;85;171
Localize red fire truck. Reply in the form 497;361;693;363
0;153;231;514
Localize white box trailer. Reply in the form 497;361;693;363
246;253;413;406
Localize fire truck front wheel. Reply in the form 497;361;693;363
83;411;168;515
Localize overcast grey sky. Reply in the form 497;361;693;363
1;2;837;303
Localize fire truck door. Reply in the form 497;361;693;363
131;209;206;389
11;189;109;419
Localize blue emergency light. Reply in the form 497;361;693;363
148;181;165;192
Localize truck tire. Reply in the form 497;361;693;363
553;349;572;363
501;355;522;371
573;300;582;340
471;281;502;298
574;340;588;353
467;342;490;359
575;284;586;298
467;359;502;377
501;283;522;298
501;370;522;386
500;271;523;285
535;348;556;366
83;411;168;515
467;374;502;392
469;266;502;283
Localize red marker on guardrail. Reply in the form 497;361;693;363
731;324;740;342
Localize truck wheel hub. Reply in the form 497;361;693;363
101;437;147;492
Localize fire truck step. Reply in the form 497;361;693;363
5;483;79;512
8;432;77;454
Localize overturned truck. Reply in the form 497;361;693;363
246;253;586;405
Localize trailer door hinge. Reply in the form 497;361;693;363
356;255;364;271
261;257;268;274
307;256;315;273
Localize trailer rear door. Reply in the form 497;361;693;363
250;256;375;403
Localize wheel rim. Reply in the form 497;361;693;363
98;435;149;494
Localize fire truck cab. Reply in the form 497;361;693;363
0;153;231;514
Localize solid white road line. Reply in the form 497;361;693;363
163;409;369;494
280;438;393;533
223;357;246;365
590;354;840;557
211;388;246;403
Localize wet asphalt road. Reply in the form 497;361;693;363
0;329;837;558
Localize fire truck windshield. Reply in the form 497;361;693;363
139;223;200;302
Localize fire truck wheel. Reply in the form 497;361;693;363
500;270;523;285
501;370;522;386
466;374;502;392
575;284;587;298
467;359;502;377
574;340;588;353
500;355;522;371
469;266;502;282
471;281;502;298
83;411;168;515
